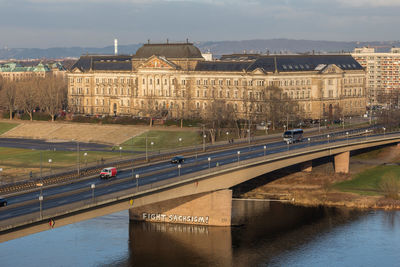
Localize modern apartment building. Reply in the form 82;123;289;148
67;42;367;121
352;47;400;107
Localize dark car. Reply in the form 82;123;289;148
0;198;7;207
171;156;185;164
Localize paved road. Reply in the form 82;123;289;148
0;126;387;221
0;138;112;151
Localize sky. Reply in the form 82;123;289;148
0;0;399;48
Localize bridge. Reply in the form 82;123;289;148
1;130;400;242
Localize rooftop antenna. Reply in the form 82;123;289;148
186;38;189;43
167;38;169;44
148;39;150;44
114;39;118;55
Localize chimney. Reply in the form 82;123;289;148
114;39;118;55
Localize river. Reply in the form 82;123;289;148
1;200;400;266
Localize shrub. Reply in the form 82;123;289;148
379;172;400;199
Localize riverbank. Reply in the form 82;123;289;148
240;145;400;210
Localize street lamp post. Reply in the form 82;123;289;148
178;164;181;176
40;150;43;180
91;184;95;203
247;129;250;145
383;127;386;136
119;146;122;157
208;157;211;170
135;174;139;190
178;137;182;148
308;138;311;147
346;132;349;144
342;116;345;129
226;131;229;142
237;151;240;164
84;152;88;168
77;141;80;177
48;159;52;174
327;134;330;144
203;134;206;152
150;141;154;153
39;195;43;220
263;145;266;156
365;129;368;141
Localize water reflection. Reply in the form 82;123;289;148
111;200;365;267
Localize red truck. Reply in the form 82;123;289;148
99;167;117;179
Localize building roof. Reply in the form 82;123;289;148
196;54;363;73
219;54;262;61
70;55;132;72
134;43;203;59
0;62;54;72
195;61;252;72
247;55;363;72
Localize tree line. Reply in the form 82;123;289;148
0;76;67;121
138;82;303;143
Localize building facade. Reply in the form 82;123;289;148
352;47;400;107
68;43;367;122
0;62;66;81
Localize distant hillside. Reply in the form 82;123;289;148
0;44;143;60
1;39;400;60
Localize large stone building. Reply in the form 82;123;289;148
68;42;366;122
352;47;400;107
0;61;66;81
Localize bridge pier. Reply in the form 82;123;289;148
334;151;350;173
129;189;232;226
301;160;313;172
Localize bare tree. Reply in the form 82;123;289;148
203;99;237;143
16;79;39;121
259;85;299;130
0;80;17;120
38;76;67;122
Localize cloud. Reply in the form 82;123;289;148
336;0;400;7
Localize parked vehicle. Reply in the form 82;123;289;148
100;167;117;179
0;198;7;207
283;129;304;144
171;156;185;164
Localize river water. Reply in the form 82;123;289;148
1;200;400;267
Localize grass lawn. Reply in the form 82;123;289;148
333;165;400;196
352;149;384;160
120;130;202;151
0;122;19;135
0;147;128;173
